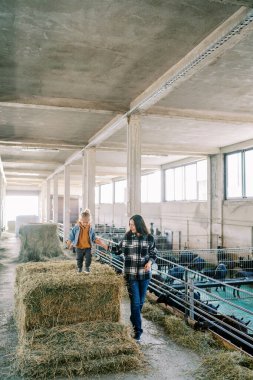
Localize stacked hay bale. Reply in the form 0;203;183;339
18;223;63;262
15;261;143;378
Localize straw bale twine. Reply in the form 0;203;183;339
16;322;143;378
19;223;63;262
15;261;124;336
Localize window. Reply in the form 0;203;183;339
197;160;207;200
115;180;126;203
165;169;174;201
100;183;113;203
185;164;197;200
226;149;253;199
165;160;207;201
245;150;253;197
141;171;161;202
226;152;242;198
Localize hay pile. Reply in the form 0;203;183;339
15;261;124;336
19;223;63;262
142;300;253;379
15;260;143;378
16;322;142;378
195;351;253;380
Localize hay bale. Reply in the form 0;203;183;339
15;261;124;336
16;322;143;378
19;223;63;262
16;215;39;237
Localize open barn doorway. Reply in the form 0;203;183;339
5;195;39;234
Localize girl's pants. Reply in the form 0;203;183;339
76;248;92;272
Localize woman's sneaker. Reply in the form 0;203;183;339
134;333;141;343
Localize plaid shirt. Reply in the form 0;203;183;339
116;233;157;281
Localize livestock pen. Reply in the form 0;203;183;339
95;240;253;356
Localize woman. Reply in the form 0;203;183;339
113;215;157;342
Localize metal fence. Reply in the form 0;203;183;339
157;247;253;279
94;241;253;356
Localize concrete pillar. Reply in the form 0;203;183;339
0;173;2;236
207;156;212;248
0;159;6;235
211;153;224;248
46;179;51;222
127;114;141;217
63;165;71;242
53;174;59;223
81;151;87;211
85;148;96;219
40;183;45;222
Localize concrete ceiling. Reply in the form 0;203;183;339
0;0;253;192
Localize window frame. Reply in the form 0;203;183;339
225;148;253;200
164;159;207;202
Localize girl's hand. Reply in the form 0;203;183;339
65;240;72;249
144;262;152;272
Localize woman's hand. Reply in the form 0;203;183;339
144;261;152;272
95;238;108;251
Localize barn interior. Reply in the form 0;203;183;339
1;1;253;378
0;0;253;248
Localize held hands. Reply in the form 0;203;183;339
95;238;108;251
66;240;73;250
144;261;152;272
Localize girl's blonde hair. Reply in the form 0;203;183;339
80;208;92;222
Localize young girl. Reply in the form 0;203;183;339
66;209;107;273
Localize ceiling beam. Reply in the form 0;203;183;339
0;97;127;114
0;140;82;151
210;1;253;7
86;115;127;148
130;7;252;112
143;107;253;124
221;137;253;153
142;144;216;156
2;161;60;168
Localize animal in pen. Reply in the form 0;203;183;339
156;254;176;272
155;288;253;355
178;250;198;266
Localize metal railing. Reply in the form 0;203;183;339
94;240;253;355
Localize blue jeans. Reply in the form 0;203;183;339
126;278;150;338
76;248;92;271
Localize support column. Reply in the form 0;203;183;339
210;153;224;248
63;165;71;243
46;179;51;222
40;183;46;222
127;114;141;217
207;156;212;249
81;151;87;211
53;174;59;223
0;173;2;236
85;148;96;219
0;159;6;234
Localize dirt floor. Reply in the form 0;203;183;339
0;232;201;380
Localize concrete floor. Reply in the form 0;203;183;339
0;233;201;380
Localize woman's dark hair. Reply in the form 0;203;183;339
126;214;149;237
